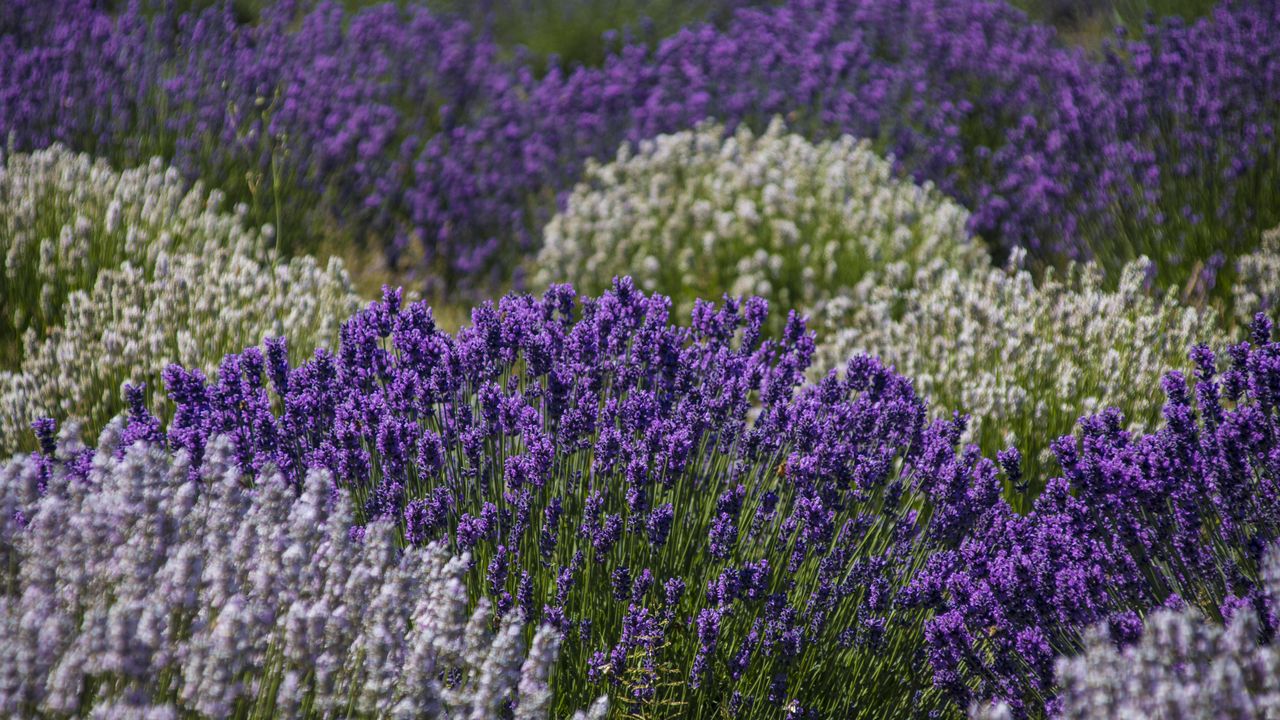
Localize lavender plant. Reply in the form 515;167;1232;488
0;145;270;354
418;0;1280;293
534;118;983;332
1233;224;1280;328
0;147;361;456
817;252;1220;498
417;0;1124;282
1049;556;1280;719
1098;2;1280;297
1;0;511;268
907;315;1280;714
0;426;609;719
6;0;1278;296
104;280;1004;717
974;547;1280;719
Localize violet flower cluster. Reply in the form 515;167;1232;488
975;547;1280;719
4;0;1278;291
907;314;1280;715
0;0;511;271
0;424;608;719
1098;1;1280;292
110;280;1003;717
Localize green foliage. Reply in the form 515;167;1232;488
430;0;754;72
1009;0;1220;38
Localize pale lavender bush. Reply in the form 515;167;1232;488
0;424;607;719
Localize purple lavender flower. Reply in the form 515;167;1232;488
115;280;994;716
7;0;1277;293
912;329;1280;711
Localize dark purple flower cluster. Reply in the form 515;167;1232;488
908;314;1280;715
0;0;511;267
6;0;1277;291
421;0;1124;273
1099;0;1280;290
104;279;1003;716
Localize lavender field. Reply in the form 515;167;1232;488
2;0;1279;717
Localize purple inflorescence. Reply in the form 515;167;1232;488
3;0;1277;288
101;278;1010;715
910;314;1280;714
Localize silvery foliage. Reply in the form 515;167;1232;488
0;425;607;719
973;550;1280;720
0;146;360;454
817;251;1218;472
1235;224;1280;328
534;118;983;321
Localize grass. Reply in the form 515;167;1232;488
430;0;758;73
1009;0;1222;48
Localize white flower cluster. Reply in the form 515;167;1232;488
1234;224;1280;328
534;118;983;324
0;425;608;719
2;145;249;340
816;252;1219;480
974;551;1280;720
0;146;361;455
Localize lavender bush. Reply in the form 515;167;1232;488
974;547;1280;719
533;118;982;333
420;0;1280;293
5;0;1278;296
817;253;1220;498
907;314;1280;714
1234;224;1280;327
0;146;360;457
0;426;609;718
1048;553;1280;719
0;144;296;353
98;280;1008;717
420;0;1123;282
0;0;510;268
1099;2;1280;296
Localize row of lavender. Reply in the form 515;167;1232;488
3;0;1277;292
8;281;1280;717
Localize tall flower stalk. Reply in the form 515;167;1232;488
108;280;1004;717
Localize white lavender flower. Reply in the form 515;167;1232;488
0;433;601;718
816;251;1220;482
534;118;983;327
0;146;361;455
1234;224;1280;328
516;625;563;720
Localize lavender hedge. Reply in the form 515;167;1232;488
3;0;1277;295
430;0;1280;290
0;0;511;267
0;427;610;719
908;314;1280;714
1100;3;1280;296
21;282;1280;715
85;280;1004;717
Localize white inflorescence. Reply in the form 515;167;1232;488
534;118;984;324
1234;224;1280;328
815;251;1219;474
0;146;361;454
0;426;607;719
